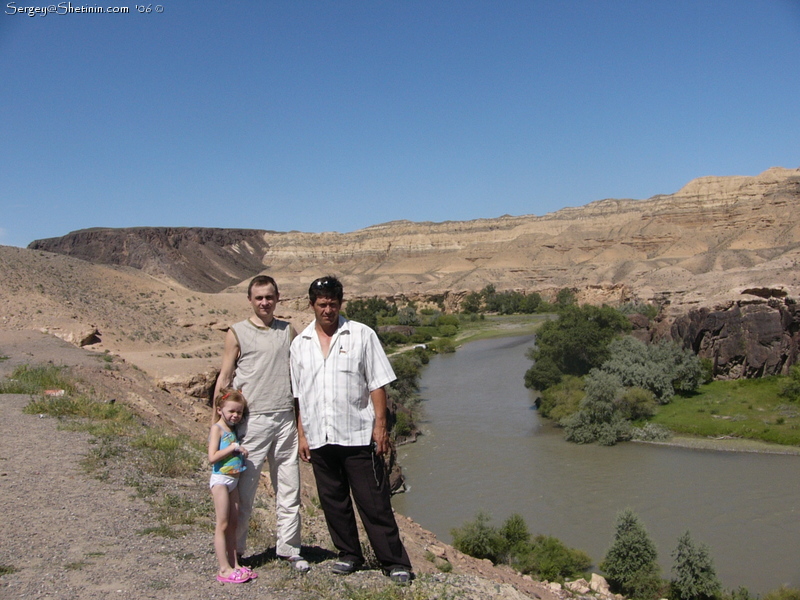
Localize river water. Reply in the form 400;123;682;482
392;335;800;594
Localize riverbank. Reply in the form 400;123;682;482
639;435;800;455
456;314;552;345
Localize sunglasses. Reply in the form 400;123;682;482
311;278;338;290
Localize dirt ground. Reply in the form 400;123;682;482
0;330;563;600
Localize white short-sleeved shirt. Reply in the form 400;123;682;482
290;317;396;449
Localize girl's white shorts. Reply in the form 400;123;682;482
209;473;239;492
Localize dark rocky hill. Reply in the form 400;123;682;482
29;227;271;293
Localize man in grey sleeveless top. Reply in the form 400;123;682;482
213;275;308;571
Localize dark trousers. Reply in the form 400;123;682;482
310;444;411;570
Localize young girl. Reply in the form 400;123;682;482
208;388;256;583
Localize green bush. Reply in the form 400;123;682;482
344;297;396;331
397;305;420;326
601;509;662;600
435;314;460;329
430;338;456;354
392;410;413;438
555;288;576;308
779;365;800;402
437;324;458;337
389;354;423;402
461;291;483;314
669;531;721;600
452;512;591;581
618;302;660;320
525;356;564;391
378;331;409;346
618;387;658;421
763;587;800;600
451;511;505;563
518;535;592;582
525;304;631;391
562;370;632;446
537;375;584;421
600;337;702;403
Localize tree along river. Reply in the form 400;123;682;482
391;334;800;595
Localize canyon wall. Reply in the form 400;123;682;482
28;168;800;313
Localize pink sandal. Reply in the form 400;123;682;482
238;566;258;580
216;569;250;584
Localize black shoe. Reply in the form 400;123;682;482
331;559;359;575
388;566;413;585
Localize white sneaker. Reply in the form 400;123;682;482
286;556;310;572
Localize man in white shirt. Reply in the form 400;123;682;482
291;276;413;585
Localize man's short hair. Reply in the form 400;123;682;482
248;275;279;298
308;275;344;304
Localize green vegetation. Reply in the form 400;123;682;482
132;429;201;478
456;313;551;345
345;297;397;330
779;365;800;402
599;338;703;404
618;301;661;320
601;509;662;600
670;531;721;600
0;364;76;395
461;284;568;315
524;304;631;391
0;565;17;576
651;376;800;445
387;349;428;441
451;512;591;581
764;588;800;600
562;370;634;446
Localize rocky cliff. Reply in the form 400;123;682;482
29;167;800;310
669;298;800;378
29;227;271;293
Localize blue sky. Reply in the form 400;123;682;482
2;1;799;248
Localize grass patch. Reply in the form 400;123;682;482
81;439;128;480
280;574;454;600
132;429;201;478
652;377;800;445
0;565;17;576
138;525;184;538
25;393;134;426
64;561;89;571
456;314;552;345
1;364;75;395
152;492;210;527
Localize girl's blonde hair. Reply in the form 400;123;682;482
212;387;247;424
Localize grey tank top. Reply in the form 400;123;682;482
230;318;294;414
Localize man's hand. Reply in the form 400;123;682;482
370;386;390;456
298;432;311;463
372;423;389;456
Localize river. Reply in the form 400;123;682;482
392;334;800;594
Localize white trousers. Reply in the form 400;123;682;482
235;409;302;557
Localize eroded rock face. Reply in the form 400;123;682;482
27;167;800;309
157;366;219;403
670;299;800;378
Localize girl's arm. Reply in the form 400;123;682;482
207;426;241;464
